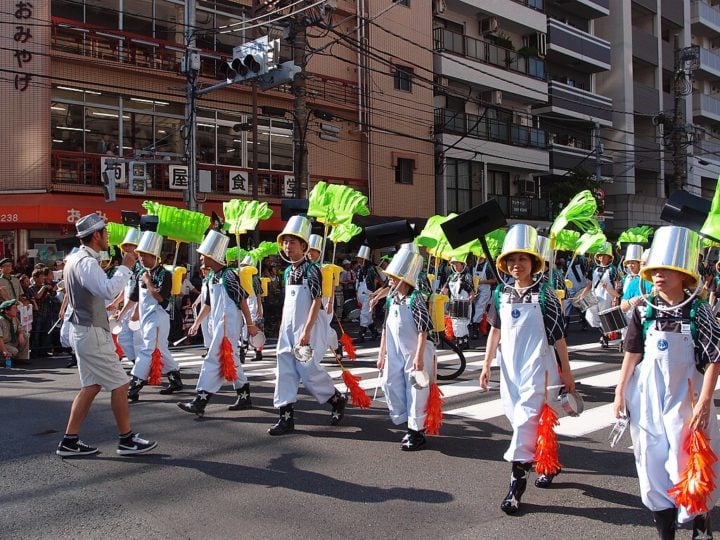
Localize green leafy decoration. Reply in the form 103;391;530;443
107;222;132;247
485;228;507;258
225;247;249;263
554;230;581;252
142;201;210;244
307;181;369;226
248;241;280;264
701;177;720;242
415;214;456;249
223;200;273;234
307;181;331;220
329;222;363;243
550;190;598;239
576;231;607;255
616;226;654;248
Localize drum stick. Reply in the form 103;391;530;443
373;369;383;401
48;318;62;334
173;335;189;346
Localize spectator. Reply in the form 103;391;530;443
15;253;30;277
0;299;30;365
17;294;33;335
27;268;57;357
0;257;22;301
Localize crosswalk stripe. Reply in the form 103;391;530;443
555;403;615;437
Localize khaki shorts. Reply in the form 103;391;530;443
72;325;129;391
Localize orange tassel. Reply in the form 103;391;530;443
534;403;562;476
112;333;124;361
444;315;454;340
668;426;718;514
342;370;371;409
219;335;237;382
339;332;356;360
148;347;163;385
425;383;444;436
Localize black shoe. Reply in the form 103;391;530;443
65;359;77;368
127;377;146;402
268;406;295;436
117;433;158;456
228;383;252;411
177;391;212;417
500;462;531;515
158;371;183;395
253;350;263;362
600;336;609;348
653;508;677;540
328;390;347;426
401;429;426;451
335;345;343;358
56;438;98;457
535;469;560;488
692;512;712;540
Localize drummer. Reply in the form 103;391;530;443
618;244;650;346
584;242;620;348
306;234;340;357
471;253;495;339
238;255;264;362
479;224;575;515
441;254;474;350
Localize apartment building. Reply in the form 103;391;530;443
1;0;433;262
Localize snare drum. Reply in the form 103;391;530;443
598;306;628;335
448;299;470;319
571;291;598;312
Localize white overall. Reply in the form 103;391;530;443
472;262;492;324
241;291;259;343
586;266;612;328
196;273;248;393
449;275;471;338
60;305;73;349
357;280;373;328
319;298;338;351
626;327;720;523
381;296;434;431
131;272;179;381
200;279;210;349
499;294;561;463
274;272;335;407
566;262;588;318
117;270;142;361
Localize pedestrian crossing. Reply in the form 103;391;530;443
151;340;628;443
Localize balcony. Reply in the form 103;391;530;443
634;137;661;173
433;28;547;103
697;47;720;79
490;194;552;221
661;0;684;26
544;0;609;19
50;150;367;198
448;0;546;33
632;27;659;66
692;1;720;36
633;82;660;115
695;139;720;164
50;17;359;108
549;143;612;176
546;19;611;73
434;109;547;149
694;93;720;122
534;80;612;125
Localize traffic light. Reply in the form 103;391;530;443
258;61;301;90
221;36;279;83
101;169;116;203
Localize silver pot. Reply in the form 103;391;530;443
560;391;584;417
197;230;229;265
308;233;323;253
357;245;371;261
497;224;542;274
121;227;141;248
624;243;643;263
277;216;311;249
640;225;700;286
385;249;423;288
136;231;164;260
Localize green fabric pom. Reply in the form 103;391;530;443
142;201;210;244
223;200;273;233
484;228;507;258
617;226;654;247
554;229;581;252
329;222;362;243
550;190;598;239
225;246;249;263
248;241;279;263
576;231;607;255
307;181;369;225
107;222;132;247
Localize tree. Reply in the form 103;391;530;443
548;167;598;216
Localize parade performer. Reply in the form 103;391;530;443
479;224;575;514
442;254;474;349
613;226;720;539
471;254;495;339
192;265;212;351
111;229;143;365
179;230;258;416
306;234;340;355
618;244;651;343
377;245;434;450
0;299;29;365
238;255;264;361
126;231;182;401
356;245;381;341
57;213;157;457
585;242;620;347
269;216;347;436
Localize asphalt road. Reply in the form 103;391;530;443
1;326;715;539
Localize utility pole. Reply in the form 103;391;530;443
668;44;699;194
183;0;199;269
251;0;260;246
292;20;308;199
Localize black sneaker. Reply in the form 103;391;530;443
56;439;99;457
117;433;158;456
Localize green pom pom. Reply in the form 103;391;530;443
106;222;132;247
142;201;210;244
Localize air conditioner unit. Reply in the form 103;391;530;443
433;0;447;15
480;17;499;36
481;90;502;106
537;32;547;58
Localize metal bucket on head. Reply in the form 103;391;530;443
239;255;254;267
594;242;613;265
385;249;423;289
135;231;163;260
357;245;371;261
639;226;700;287
624;244;643;263
496;224;543;274
277;215;311;250
197;230;229;265
536;235;552;267
121;228;141;248
308;233;323;253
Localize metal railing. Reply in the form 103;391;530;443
434;109;547;149
433;28;546;81
490;194;551;220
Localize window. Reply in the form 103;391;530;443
395;158;414;184
394;65;413;92
393;0;409;5
446;159;483;213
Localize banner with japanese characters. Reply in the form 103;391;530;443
228;170;250;195
169;166;189;190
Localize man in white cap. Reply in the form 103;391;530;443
270;216;347;435
126;231;182;402
181;230;258;416
56;213;157;457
